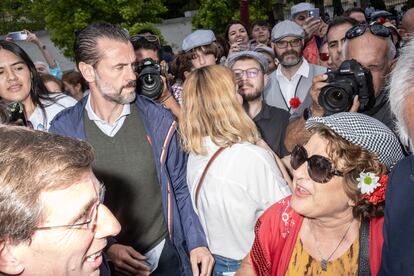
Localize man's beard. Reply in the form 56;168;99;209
95;73;137;104
276;47;304;68
238;82;263;102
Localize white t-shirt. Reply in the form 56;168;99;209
187;137;291;260
29;94;77;131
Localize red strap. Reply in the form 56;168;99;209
195;147;225;209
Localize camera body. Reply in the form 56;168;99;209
318;59;375;115
136;58;164;100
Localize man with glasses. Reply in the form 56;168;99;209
227;51;290;156
264;20;327;117
50;23;213;276
284;22;396;152
0;126;121;275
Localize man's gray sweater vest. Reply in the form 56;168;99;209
84;105;167;253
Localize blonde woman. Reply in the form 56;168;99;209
179;65;291;275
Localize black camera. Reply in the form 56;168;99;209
318;59;375;115
136;58;164;100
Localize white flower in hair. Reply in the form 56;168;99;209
357;172;380;194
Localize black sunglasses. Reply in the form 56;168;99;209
290;145;343;183
345;22;391;40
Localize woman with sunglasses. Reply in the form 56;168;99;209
180;65;291;275
0;40;76;131
237;112;404;276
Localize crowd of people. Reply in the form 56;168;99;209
0;2;414;276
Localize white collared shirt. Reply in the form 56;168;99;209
275;59;310;103
85;95;131;137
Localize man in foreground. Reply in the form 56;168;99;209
0;126;121;275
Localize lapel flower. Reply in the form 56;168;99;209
289;97;301;109
357;172;380;194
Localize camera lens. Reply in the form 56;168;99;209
319;85;353;114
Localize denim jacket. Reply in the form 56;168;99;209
50;95;207;275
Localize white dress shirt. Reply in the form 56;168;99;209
85;95;130;137
275;59;310;104
187;137;291;260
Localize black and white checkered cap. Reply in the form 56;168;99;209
305;112;404;169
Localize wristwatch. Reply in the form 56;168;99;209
42;45;46;50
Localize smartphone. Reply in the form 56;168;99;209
7;31;28;41
308;8;320;19
8;102;28;126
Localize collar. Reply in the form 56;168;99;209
276;58;310;80
85;94;131;124
253;102;271;121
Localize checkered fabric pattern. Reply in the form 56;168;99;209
305;112;404;169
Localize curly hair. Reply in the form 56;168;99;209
310;125;387;220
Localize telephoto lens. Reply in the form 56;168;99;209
137;58;164;99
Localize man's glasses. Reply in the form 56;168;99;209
35;184;105;231
319;53;329;62
290;145;343;183
275;38;302;49
345;22;391;40
233;68;261;80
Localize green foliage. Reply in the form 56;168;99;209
0;0;45;35
31;0;167;57
192;0;274;35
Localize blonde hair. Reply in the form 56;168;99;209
179;65;260;155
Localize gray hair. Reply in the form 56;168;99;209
388;37;414;149
342;35;396;64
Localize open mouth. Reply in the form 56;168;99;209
85;251;102;263
295;185;311;197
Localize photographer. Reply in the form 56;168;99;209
132;36;181;118
284;22;396;152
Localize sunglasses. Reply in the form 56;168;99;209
319;53;329;62
345;22;391;40
290;145;343;183
131;34;160;45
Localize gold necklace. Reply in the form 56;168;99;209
310;219;354;271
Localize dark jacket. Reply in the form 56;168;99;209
50;95;208;276
379;155;414;276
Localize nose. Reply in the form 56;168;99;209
6;68;18;82
292;157;309;180
198;55;206;66
94;204;121;239
127;64;137;81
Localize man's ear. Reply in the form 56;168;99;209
0;240;24;275
78;62;95;83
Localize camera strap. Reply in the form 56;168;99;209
363;90;387;117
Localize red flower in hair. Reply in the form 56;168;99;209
289;97;301;109
363;174;388;205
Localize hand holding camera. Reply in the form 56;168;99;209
310;59;375;117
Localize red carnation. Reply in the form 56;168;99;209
289;97;301;109
363;174;388;205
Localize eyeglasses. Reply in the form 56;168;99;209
345;22;391;40
35;184;105;231
275;38;302;49
290;145;343;183
233;68;261;80
319;53;329;62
